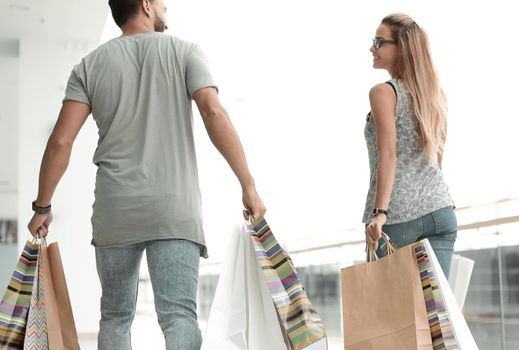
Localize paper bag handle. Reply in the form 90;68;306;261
366;232;397;262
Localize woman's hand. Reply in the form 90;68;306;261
365;214;387;250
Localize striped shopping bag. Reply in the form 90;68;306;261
415;243;457;349
0;241;39;349
248;217;327;350
23;241;48;350
414;241;480;350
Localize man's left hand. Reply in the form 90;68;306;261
28;212;53;238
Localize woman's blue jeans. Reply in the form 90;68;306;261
95;239;202;350
376;206;457;278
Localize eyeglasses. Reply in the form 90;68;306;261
372;37;398;49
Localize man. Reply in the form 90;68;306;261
27;0;266;348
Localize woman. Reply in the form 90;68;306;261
363;13;456;277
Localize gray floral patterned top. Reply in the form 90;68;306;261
362;79;454;224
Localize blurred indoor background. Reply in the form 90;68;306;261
1;0;518;348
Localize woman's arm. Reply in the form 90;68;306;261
365;83;397;248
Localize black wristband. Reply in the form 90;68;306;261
32;201;51;214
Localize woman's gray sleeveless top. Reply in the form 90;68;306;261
362;79;454;224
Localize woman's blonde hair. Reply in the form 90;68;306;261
382;13;447;163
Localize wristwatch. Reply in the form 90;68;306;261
32;201;52;214
372;208;388;217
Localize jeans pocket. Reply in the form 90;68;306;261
431;206;458;236
382;221;409;249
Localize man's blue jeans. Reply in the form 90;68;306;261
95;239;202;350
376;206;458;278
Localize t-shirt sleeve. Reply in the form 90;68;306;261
63;61;91;105
185;44;218;99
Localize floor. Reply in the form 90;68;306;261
78;311;344;349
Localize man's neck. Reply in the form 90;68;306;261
122;21;155;36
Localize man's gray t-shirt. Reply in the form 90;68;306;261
64;32;216;257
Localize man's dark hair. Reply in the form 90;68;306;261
108;0;153;28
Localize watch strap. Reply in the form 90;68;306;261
32;201;51;214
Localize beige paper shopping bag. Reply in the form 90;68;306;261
341;240;433;350
40;241;80;350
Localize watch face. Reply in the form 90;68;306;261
372;208;387;216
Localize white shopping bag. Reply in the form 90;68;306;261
448;255;475;310
423;240;479;349
201;224;287;350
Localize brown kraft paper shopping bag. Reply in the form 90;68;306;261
40;241;80;350
341;242;433;350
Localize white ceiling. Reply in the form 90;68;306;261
0;0;108;42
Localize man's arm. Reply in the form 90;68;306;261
27;101;91;237
193;87;266;220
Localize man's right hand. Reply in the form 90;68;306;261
242;185;266;221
